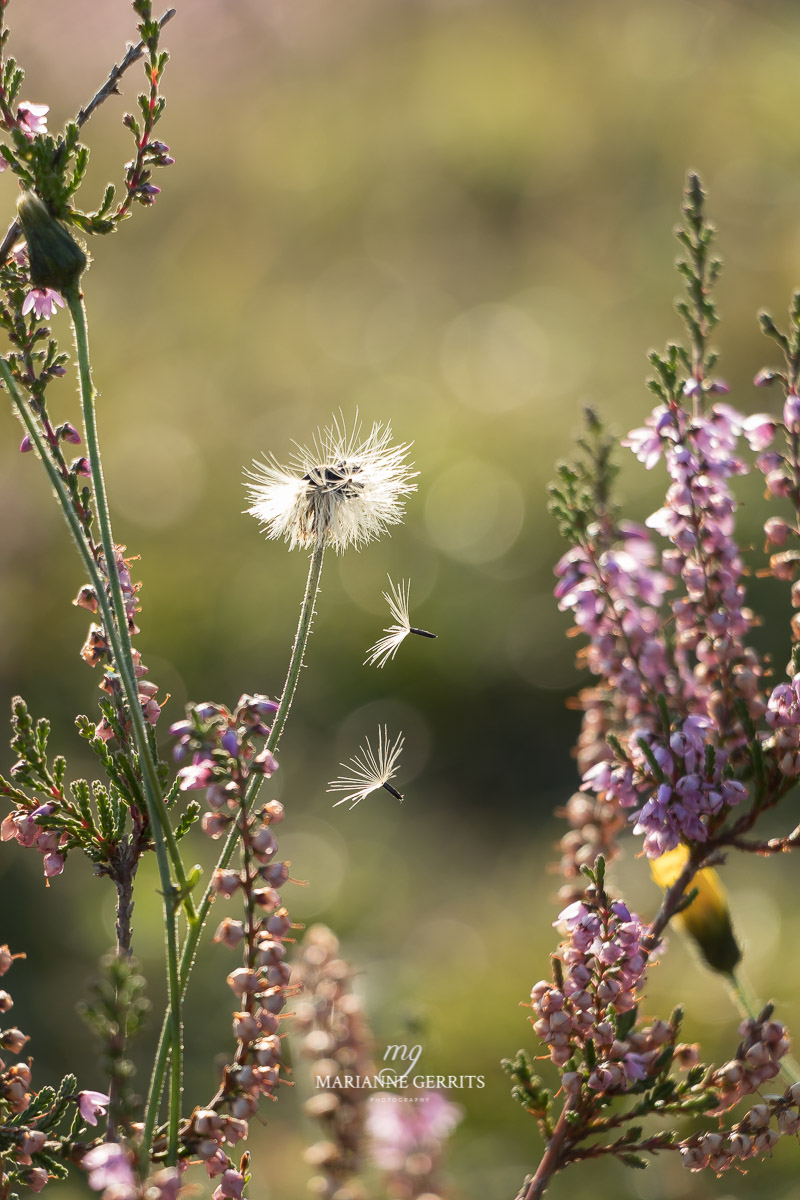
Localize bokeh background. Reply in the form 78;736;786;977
3;0;800;1196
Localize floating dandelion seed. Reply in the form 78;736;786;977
328;727;405;809
364;576;438;668
245;415;416;553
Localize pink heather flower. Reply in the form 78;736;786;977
77;1089;110;1126
204;1149;229;1179
742;413;776;451
21;287;65;321
367;1092;462;1172
785;393;800;432
213;1170;245;1200
25;1168;49;1193
17;101;49;136
82;1143;136;1194
531;897;657;1083
146;1169;183;1200
178;760;216;790
58;422;82;445
19;434;33;453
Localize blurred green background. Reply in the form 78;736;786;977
3;0;800;1196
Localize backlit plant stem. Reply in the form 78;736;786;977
141;543;325;1164
65;285;191;1162
66;287;195;911
0;351;188;1158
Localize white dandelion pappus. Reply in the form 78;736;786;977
328;726;405;809
364;576;438;668
245;416;416;553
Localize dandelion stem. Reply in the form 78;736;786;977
142;543;326;1156
268;542;326;748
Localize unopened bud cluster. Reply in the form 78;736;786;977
709;1008;790;1110
680;1082;800;1174
0;946;49;1194
76;546;164;741
530;895;660;1091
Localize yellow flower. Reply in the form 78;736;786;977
651;846;741;975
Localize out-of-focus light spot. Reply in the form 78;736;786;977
146;654;189;746
412;917;488;977
735;888;780;968
440;303;548;412
505;595;574;690
425;458;524;564
278;822;349;918
306;258;415;366
337;542;439;617
108;425;203;529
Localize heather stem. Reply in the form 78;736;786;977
141;543;326;1163
1;353;184;1157
65;286;194;910
63;288;186;1163
521;1101;575;1200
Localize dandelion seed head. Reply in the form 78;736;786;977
245;416;416;553
327;726;405;809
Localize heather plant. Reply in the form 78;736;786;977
506;175;800;1197
0;5;428;1197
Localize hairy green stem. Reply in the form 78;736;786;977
64;287;188;1162
1;352;187;1158
141;542;326;1162
66;287;195;918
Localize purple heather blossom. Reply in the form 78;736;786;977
532;897;659;1085
212;1170;245;1200
77;1089;110;1126
742;413;776;451
178;760;216;791
82;1142;136;1195
562;397;766;855
58;422;82;445
582;716;745;857
17;101;49;136
21;287;65;321
19;434;32;453
554;526;672;721
784;393;800;432
367;1091;462;1172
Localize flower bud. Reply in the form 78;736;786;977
16;192;87;293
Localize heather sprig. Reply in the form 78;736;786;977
294;924;375;1199
513;175;800;1198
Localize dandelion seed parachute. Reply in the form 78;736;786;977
365;576;438;668
327;726;405;809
